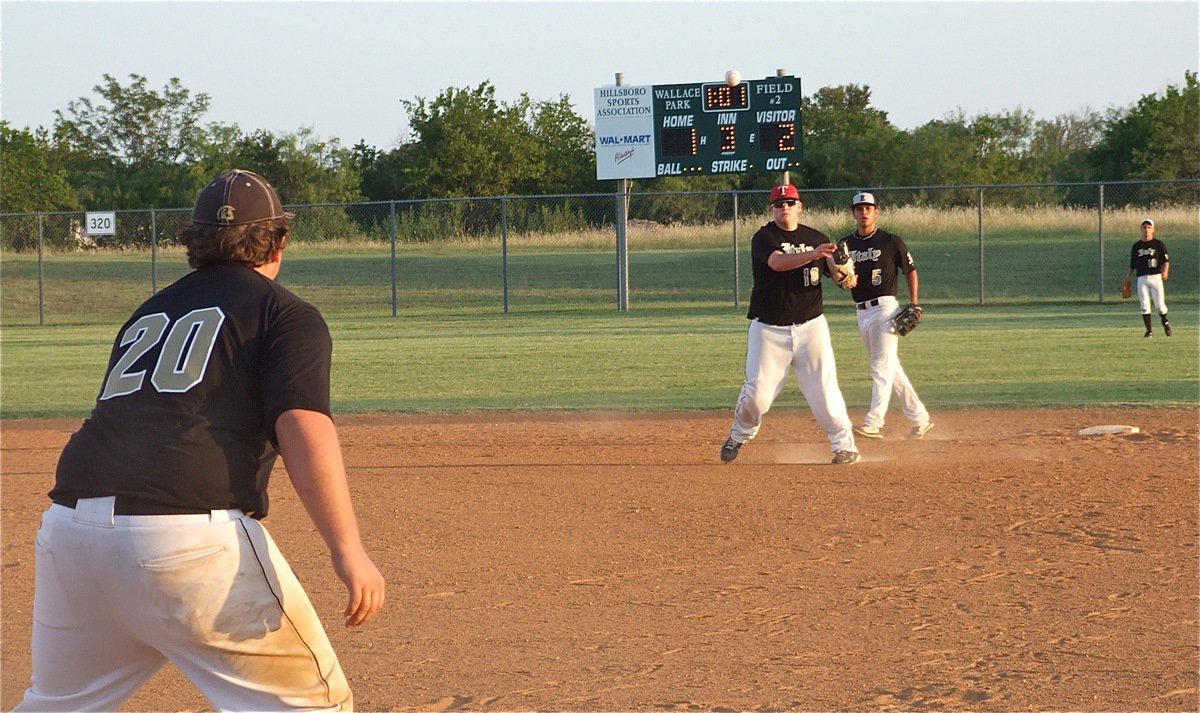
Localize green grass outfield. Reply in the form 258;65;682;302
2;303;1195;419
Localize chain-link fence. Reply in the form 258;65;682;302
2;180;1196;325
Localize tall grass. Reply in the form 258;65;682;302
2;204;1196;327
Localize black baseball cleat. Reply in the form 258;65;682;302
831;450;861;465
720;438;742;463
1164;323;1172;337
1144;330;1153;338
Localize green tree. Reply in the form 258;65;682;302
798;84;901;189
398;82;541;198
527;94;603;195
965;107;1039;184
1027;109;1104;183
0;122;79;213
229;127;362;204
1089;71;1199;180
890;118;982;188
52;73;211;208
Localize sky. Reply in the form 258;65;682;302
1;1;1197;151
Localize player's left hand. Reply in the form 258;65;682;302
333;548;386;627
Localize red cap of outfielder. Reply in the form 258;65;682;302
769;185;801;202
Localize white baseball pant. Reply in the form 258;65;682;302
1136;274;1168;315
15;497;352;712
729;316;857;453
855;296;930;431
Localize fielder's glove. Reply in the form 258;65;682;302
831;240;857;289
892;303;923;336
1121;280;1132;299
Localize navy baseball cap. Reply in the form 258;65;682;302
192;170;290;226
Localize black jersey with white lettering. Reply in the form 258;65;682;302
51;265;332;519
1130;238;1169;276
747;222;832;326
842;228;916;303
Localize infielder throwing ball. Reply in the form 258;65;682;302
1121;218;1171;338
842;192;934;441
15;170;385;712
720;184;860;465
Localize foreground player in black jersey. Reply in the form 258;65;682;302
719;184;860;465
16;170;385;711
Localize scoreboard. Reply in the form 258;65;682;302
652;77;802;176
594;75;802;180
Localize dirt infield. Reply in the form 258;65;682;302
2;408;1197;712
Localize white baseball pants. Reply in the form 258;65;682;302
856;296;930;431
15;497;352;712
729;316;857;453
1136;274;1168;315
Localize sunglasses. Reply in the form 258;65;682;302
771;199;799;208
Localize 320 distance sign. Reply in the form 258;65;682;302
593;75;802;180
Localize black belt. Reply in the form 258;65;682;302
856;298;883;310
53;496;216;516
757;316;814;327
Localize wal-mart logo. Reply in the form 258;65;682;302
599;134;652;146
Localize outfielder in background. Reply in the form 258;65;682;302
15;170;385;712
1122;218;1172;338
841;191;934;441
720;184;861;466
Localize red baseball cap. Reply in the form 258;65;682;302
769;185;801;203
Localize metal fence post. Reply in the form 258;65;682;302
501;197;510;314
37;213;45;326
1097;183;1105;304
389;201;398;318
150;208;158;295
732;190;740;309
977;186;984;306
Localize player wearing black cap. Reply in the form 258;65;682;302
16;170;385;712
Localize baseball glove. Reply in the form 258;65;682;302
832;240;857;289
833;266;857;289
1121;280;1132;299
892;303;923;336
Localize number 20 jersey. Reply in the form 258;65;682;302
51;265;333;518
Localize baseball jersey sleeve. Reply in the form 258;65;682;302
260;300;333;439
894;234;916;274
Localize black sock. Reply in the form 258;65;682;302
1143;314;1153;331
1161;313;1171;328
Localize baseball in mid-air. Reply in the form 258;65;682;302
725;70;742;87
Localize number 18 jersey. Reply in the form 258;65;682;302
51;265;332;519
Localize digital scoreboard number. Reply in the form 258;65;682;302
652;75;802;177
